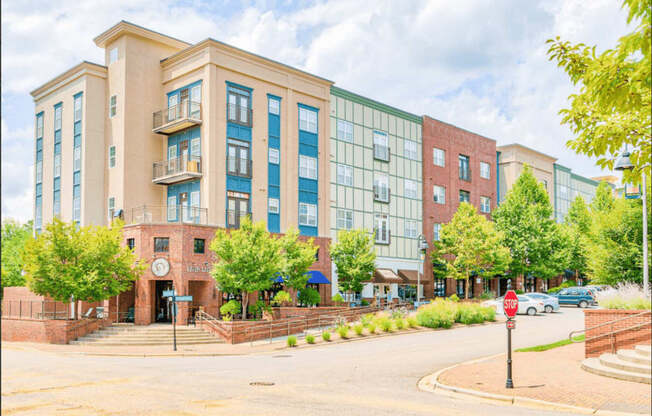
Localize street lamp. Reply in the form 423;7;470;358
417;235;429;304
615;151;649;295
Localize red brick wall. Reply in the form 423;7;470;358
422;117;497;299
1;318;112;344
584;310;651;357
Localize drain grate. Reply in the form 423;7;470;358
250;381;275;386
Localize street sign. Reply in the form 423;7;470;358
506;320;515;329
162;290;176;297
503;290;519;318
173;295;193;302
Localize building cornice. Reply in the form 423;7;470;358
30;61;107;101
497;143;557;163
93;20;190;49
332;86;421;124
422;115;496;143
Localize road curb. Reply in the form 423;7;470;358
417;354;645;416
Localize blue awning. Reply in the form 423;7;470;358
306;270;330;284
272;273;285;283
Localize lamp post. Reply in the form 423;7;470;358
615;151;649;295
417;235;429;304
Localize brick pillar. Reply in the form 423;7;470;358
445;278;456;296
515;275;524;291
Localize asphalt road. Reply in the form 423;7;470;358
2;307;588;415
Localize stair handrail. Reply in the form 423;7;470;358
195;310;222;336
569;310;651;343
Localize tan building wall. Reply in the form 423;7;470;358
497;143;556;204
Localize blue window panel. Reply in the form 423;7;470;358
74;123;81;136
54;143;61;154
35;183;42;197
299;225;318;236
269;137;280;149
73;171;81;185
54;177;61;191
269;114;281;137
54;130;61;143
269;185;280;199
167;80;203;99
226;175;251;193
298;190;318;205
167;180;200;199
74;135;81;147
36;150;43;162
298;130;318;147
168;127;201;156
298;143;318;158
299;178;318;193
36;138;43;152
73;185;81;198
268;164;280;186
268;213;280;233
226;123;252;141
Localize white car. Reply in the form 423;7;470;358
482;295;545;316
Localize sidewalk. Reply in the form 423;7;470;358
435;342;651;415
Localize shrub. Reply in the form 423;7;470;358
298;287;321;307
456;304;484;325
548;280;575;294
322;331;331;341
395;318;406;330
479;290;496;300
391;309;406;320
306;334;315;344
416;299;457;329
287;335;297;347
337;325;349;339
271;291;292;306
406;316;418;328
361;313;375;326
596;283;651;310
448;294;460;302
332;293;345;305
247;300;270;320
354;323;364;335
480;306;496;322
360;299;369;306
367;322;376;334
515;289;524;295
220;300;241;321
377;316;393;332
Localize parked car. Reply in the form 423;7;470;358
551;287;596;308
482;295;545;316
524;292;560;313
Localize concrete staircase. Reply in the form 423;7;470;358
581;345;651;384
70;323;224;346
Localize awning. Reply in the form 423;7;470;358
306;270;330;284
373;268;403;284
398;269;420;284
272;273;285;283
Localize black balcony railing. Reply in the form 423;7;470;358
152;156;202;183
226;158;252;178
226;210;251;229
373;144;390;162
373;186;391;203
152;100;202;132
227;103;253;127
459;167;471;182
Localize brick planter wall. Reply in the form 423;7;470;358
1;317;112;344
584;309;651;358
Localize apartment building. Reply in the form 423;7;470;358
30;21;334;324
329;87;423;303
554;164;601;223
422;116;498;298
497;143;556;206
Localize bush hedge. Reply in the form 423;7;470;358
416;299;495;329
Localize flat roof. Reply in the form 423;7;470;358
330;86;421;124
497;143;558;162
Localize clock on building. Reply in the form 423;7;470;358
151;257;170;277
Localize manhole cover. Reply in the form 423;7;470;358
272;355;291;358
250;381;275;386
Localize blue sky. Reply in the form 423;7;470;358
1;0;632;222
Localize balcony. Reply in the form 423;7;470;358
152;100;202;135
152;156;202;185
373;144;390;162
226;157;252;178
227;103;252;127
459;167;472;182
124;205;208;225
226;210;251;229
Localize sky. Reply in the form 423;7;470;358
1;0;633;222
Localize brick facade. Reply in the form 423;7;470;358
1;318;112;344
422;116;497;298
584;309;651;358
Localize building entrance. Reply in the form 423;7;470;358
154;280;173;323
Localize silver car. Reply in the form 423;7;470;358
525;292;560;313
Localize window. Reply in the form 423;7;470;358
315;248;319;261
456;280;466;298
268;148;280;164
36;113;44;138
299;107;317;133
108;197;115;221
54;105;62;131
298;203;317;226
404;179;417;199
228;88;250;126
36;160;43;183
167;196;177;221
191;138;201;159
373;131;389;161
227;139;251;177
480;162;491;179
194;238;205;254
227;192;250;228
74;147;81;171
337;164;353;186
109;95;117;117
53;190;61;216
337;120;353;143
374;214;390;244
459;190;470;203
109;146;116;168
74;95;82;122
459;155;470;181
433;223;441;241
480;196;491;213
268;198;280;214
54;154;61;177
433;148;445;167
127;238;135;250
109;47;118;64
404;140;418;160
299;155;317;180
154;237;169;253
336;209;353;230
268;97;280;115
433;185;446;204
373;174;389;202
434;278;446;297
405;220;418;238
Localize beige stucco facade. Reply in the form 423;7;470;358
497;143;556;204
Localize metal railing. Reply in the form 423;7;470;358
226;158;252;178
226;210;251;229
569;310;651;353
373;186;390;203
153;100;202;130
373;144;390;162
459;167;472;182
196;310;224;339
124;205;208;225
152;156;202;181
227;104;252;127
1;300;70;320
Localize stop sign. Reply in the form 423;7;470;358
503;290;519;318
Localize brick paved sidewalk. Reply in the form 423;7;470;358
438;342;651;415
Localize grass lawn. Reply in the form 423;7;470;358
515;334;585;352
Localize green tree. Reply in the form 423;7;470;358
330;229;376;298
434;202;511;299
1;220;33;289
562;196;592;282
493;165;566;287
298;286;321;306
210;217;282;319
566;195;592;233
591;182;616;214
547;0;651;183
22;219;144;313
279;227;318;302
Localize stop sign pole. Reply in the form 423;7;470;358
503;288;519;389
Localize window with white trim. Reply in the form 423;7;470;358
299;107;317;133
480;162;491;179
108;197;115;221
405;220;418;238
269;148;280;164
74;95;82;122
433;185;446;204
374;214;390;244
268;98;280;115
299;155;317;179
337;164;353;186
167;196;176;221
374;173;389;202
268;198;280;214
404;140;418;160
480;196;491;213
109;146;116;168
373;131;389;161
54;154;61;177
433;148;445;167
404;179;417;199
433;223;442;241
337;120;353;143
336;209;353;230
298;203;317;226
110;95;117;117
